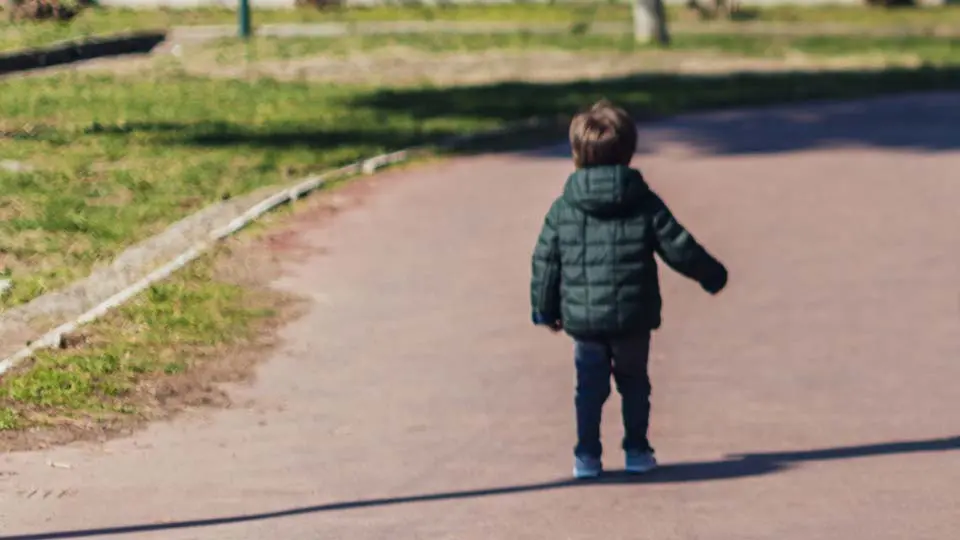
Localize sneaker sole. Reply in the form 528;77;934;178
624;464;657;474
573;468;602;479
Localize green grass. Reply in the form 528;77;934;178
4;61;960;436
674;33;960;63
6;57;960;308
208;31;960;64
353;65;960;127
208;31;648;62
740;4;960;26
5;3;960;52
2;1;960;443
0;73;491;307
0;407;19;430
0;3;627;51
0;252;279;433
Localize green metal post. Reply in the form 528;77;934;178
239;0;252;39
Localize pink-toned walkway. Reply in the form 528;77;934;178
2;94;960;540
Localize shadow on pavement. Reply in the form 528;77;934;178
523;91;960;159
6;435;958;540
81;121;454;152
65;67;960;161
355;66;960;155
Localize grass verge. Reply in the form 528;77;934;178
0;236;301;450
206;31;960;64
2;4;625;51
0;73;480;307
3;63;960;447
733;4;960;26
5;63;960;308
4;3;960;52
355;66;960;128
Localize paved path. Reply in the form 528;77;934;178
3;94;960;539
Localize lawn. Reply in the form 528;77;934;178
674;33;960;64
735;3;960;26
2;3;626;51
0;73;516;309
3;37;960;443
7;56;960;309
4;3;960;52
205;31;960;65
0;243;293;445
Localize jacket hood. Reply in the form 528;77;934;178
562;165;649;218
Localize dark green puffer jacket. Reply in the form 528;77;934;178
530;165;727;339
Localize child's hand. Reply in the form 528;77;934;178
532;312;563;332
702;265;728;295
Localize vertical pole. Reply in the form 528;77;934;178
239;0;252;39
631;0;670;46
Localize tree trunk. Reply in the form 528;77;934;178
3;0;17;20
632;0;670;46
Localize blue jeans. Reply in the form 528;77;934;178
574;333;653;459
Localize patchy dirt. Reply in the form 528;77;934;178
0;260;300;453
196;48;921;85
191;47;733;85
0;173;390;453
22;41;923;87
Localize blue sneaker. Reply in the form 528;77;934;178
625;450;657;474
573;455;603;479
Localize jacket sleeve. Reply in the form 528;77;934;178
531;203;563;323
650;195;728;294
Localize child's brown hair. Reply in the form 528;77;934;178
569;100;637;169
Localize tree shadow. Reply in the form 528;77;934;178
520;89;960;160
681;2;761;22
4;435;957;540
353;66;960;155
729;7;762;22
632;92;960;154
0;31;166;76
76;118;562;161
81;121;450;152
69;66;960;159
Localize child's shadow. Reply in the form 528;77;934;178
6;436;959;540
596;455;784;484
596;435;960;484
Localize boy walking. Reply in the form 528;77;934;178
530;100;728;479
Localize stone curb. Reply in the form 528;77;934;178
0;31;167;76
0;115;563;376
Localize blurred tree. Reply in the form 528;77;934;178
632;0;670;45
3;0;80;21
865;0;917;6
685;0;744;20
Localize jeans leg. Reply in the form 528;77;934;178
611;333;653;453
573;340;612;458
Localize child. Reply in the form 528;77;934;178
530;100;728;479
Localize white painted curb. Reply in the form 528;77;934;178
0;117;558;377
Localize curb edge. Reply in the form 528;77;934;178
0;115;564;376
